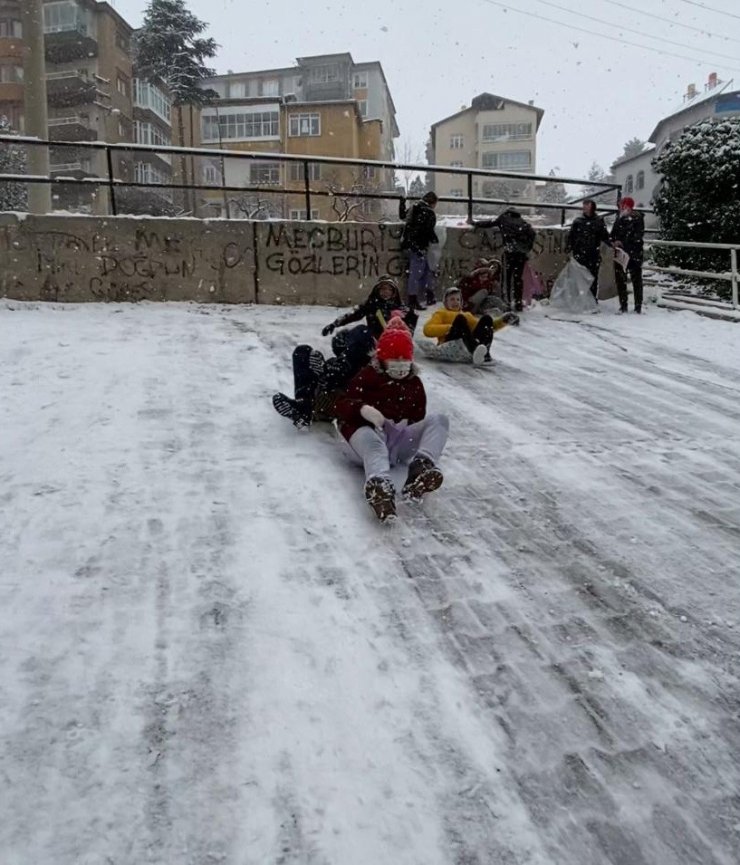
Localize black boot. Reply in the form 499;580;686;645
402;456;443;502
364;476;396;522
272;392;312;428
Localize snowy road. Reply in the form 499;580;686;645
1;299;739;865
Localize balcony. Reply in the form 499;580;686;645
48;114;97;142
45;26;98;64
50;161;94;180
46;69;105;108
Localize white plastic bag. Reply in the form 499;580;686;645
549;258;599;314
416;337;473;363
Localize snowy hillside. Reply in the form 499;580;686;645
1;299;739;865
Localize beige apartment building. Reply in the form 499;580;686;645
428;92;544;212
186;53;400;220
0;0;173;212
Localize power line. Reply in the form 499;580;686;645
475;0;740;74
608;0;740;44
531;0;740;63
675;0;740;22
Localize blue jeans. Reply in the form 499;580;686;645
407;250;433;300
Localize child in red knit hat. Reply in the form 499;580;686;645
334;313;449;522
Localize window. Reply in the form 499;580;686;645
450;189;464;197
625;175;634;193
362;165;377;180
289;113;321;137
133;79;171;123
310;65;339;83
115;29;129;52
353;71;368;88
289;163;322;181
116;75;129;97
134;121;172;149
481;150;532;169
250;163;281;185
134;161;169;185
290;209;320;220
0;19;22;37
202;109;280;142
482;122;533;142
636;170;645;190
203;164;221;184
358;100;368;118
450;134;464;149
43;1;89;34
0;64;23;83
261;78;279;97
228;81;248;98
450;160;463;167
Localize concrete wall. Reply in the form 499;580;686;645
0;213;615;304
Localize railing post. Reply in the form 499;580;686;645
106;145;117;216
303;160;312;220
560;207;565;227
731;248;738;309
467;172;473;224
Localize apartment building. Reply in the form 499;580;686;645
611;73;740;220
0;0;173;212
428;92;544;212
189;53;400;220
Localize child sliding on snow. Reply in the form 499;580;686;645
421;286;518;365
335;313;449;523
321;276;417;340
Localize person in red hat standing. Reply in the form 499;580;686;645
611;197;646;313
334;313;449;522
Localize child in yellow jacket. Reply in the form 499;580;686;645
422;286;518;364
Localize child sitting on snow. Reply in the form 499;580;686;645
334;313;449;523
272;325;375;428
321;276;418;340
458;258;504;315
421;286;518;365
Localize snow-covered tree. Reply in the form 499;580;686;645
653;117;740;300
539;168;567;205
408;176;427;199
135;0;217;213
622;137;646;159
0;116;28;212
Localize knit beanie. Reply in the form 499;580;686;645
621;197;635;210
376;311;414;361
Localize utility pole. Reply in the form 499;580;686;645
20;0;51;213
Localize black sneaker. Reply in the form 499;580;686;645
364;476;396;522
272;393;311;428
402;456;444;502
308;349;325;376
634;307;642;314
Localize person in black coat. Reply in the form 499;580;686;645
611;196;646;314
567;199;611;299
474;209;535;311
321;276;417;340
400;192;439;310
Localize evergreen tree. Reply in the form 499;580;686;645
135;0;218;213
0;116;28;212
653;117;740;301
408;176;426;198
622;137;646;159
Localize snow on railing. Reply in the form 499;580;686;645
644;239;739;310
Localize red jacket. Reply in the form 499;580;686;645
335;364;427;441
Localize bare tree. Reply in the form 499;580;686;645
322;168;374;222
396;139;424;195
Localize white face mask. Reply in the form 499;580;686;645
385;359;412;379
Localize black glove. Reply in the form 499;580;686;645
321;322;336;337
502;312;520;327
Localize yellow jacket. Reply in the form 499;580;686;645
423;308;507;344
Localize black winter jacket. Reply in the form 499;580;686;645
332;283;418;339
401;201;438;254
476;210;535;255
567;214;611;264
611;211;645;263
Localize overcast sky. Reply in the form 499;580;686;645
113;0;740;186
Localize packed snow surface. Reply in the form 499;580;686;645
1;299;739;865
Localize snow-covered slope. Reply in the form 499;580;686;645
1;299;738;864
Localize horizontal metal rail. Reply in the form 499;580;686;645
1;134;622;224
644;238;739;309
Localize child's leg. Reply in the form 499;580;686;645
292;345;321;404
345;426;391;480
472;314;494;349
391;414;449;466
444;315;477;352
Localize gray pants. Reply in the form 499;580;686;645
342;414;449;480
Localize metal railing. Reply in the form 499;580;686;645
0;134;622;222
644;239;739;310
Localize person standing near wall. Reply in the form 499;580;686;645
400;192;439;311
611;196;645;314
566;200;611;300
